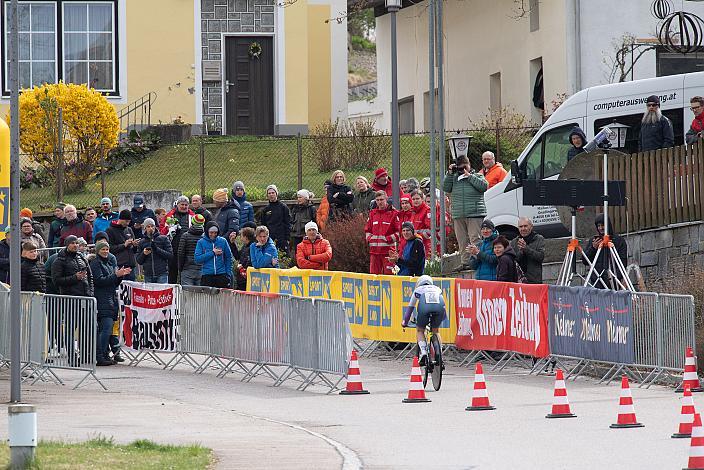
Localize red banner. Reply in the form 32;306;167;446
455;279;550;358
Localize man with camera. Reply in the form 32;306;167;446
443;155;489;267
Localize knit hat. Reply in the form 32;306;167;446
297;189;311;200
233;181;245;192
305;221;319;233
95;240;109;252
400;195;411;204
76;237;87;246
401;221;415;233
646;94;660;106
213;188;228;204
119;209;132;221
191;214;205;227
20;208;32;219
176;195;189;205
374;168;388;179
100;197;112;207
481;219;495;231
266;184;279;195
55;202;66;210
94;231;109;243
143;218;156;228
64;235;78;245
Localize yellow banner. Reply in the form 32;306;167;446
247;268;456;343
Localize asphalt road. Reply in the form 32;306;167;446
0;355;694;469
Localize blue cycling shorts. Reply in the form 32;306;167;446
416;309;447;329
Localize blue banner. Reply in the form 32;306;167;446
549;286;634;364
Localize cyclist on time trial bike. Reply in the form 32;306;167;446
401;275;447;366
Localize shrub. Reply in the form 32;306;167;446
466;107;538;167
309;119;389;173
350;35;376;52
10;83;120;192
324;213;370;273
20;166;53;189
105;131;161;174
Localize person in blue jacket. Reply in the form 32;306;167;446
250;226;279;269
233;181;255;227
195;221;233;288
466;219;498;281
93;197;118;239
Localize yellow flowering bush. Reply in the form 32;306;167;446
8;82;119;191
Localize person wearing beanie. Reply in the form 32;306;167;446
20;217;47;261
59;204;93;246
212;188;228;207
296;221;332;270
106;209;137;281
639;94;674;152
93;197;119;240
195;221;233;288
372;168;393;197
261;183;291;252
19;208;45;242
388;221;425;276
232;181;254;227
90;239;131;365
291;189;316;259
20;241;45;293
177;214;206;286
48;204;66;248
189;194;213;224
465;218;499;280
352;175;375;214
213;188;241;256
327;170;353;222
137;217;173;284
398;195;413;225
130;194;156;240
160;195;195;283
409;189;432;259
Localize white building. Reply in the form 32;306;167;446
355;0;704;131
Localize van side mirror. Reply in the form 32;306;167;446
511;160;523;185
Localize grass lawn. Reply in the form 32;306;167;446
21;134;436;212
0;437;213;469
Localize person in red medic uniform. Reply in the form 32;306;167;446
364;191;400;275
409;190;432;258
398;195;413;225
371;168;393;198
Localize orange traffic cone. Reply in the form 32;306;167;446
610;375;644;428
402;356;431;403
684;413;704;470
678;347;704;393
674;384;698;438
465;362;495;411
546;369;577;418
340;350;370;395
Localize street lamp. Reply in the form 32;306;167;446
387;0;401;208
447;133;472;163
603;122;629;149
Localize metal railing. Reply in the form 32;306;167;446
118;92;157;142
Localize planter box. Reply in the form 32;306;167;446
146;124;192;144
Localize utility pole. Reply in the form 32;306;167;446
428;0;437;259
435;0;447;255
387;0;401;208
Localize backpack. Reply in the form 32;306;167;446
515;261;527;284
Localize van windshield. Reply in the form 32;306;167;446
521;123;578;180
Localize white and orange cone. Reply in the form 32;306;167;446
402;356;431;403
674;384;698;438
683;413;704;470
340;350;370;395
546;369;577;418
610;375;644;428
678;347;704;393
465;362;495;411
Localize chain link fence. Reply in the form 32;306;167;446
19;125;539;211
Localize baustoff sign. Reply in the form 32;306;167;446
118;281;181;352
549;285;634;364
455;279;550;358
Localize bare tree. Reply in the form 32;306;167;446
604;34;656;83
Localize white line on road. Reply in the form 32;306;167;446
229;410;363;470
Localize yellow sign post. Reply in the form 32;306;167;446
0;118;10;240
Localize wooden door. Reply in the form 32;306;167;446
225;36;274;135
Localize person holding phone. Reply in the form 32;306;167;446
136;218;173;284
106;210;138;281
195;222;233;288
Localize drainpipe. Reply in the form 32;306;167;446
565;0;582;93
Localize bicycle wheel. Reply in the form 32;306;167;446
430;334;443;391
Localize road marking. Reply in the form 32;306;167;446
229;410;363;470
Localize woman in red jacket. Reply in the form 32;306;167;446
398;195;414;225
296;222;333;270
409;190;431;259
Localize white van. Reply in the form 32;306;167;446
485;71;704;238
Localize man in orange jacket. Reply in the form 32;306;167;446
296;222;333;270
364;191;401;275
481;151;508;189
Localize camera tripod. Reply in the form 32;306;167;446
556;206;597;286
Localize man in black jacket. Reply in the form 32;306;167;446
20;241;46;292
130;194;156;240
639;95;674;152
583;214;628;290
214;188;241;256
106;210;137;281
51;235;94;366
136;218;173;283
177;214;205;286
509;217;545;284
260;184;291;252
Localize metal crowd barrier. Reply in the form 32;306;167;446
161;287;351;393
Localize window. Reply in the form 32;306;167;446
521;124;578;180
594;108;684;155
2;1;118;95
657;47;704;77
398;96;414;134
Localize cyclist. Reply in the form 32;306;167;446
402;275;447;366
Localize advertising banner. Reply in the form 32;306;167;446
118;281;181;351
549;285;634;364
455;279;550;358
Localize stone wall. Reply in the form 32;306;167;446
201;0;276;132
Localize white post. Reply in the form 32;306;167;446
8;404;37;468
